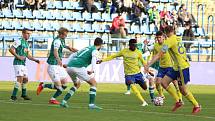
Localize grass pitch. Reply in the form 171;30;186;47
0;81;215;121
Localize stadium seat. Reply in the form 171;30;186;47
32;21;44;31
0;11;4;18
47;1;55;9
62;11;74;21
12;20;24;30
111;13;118;21
63;1;73;10
176;27;184;36
82;12;94;21
43;21;55;31
33;10;46;20
54;1;65;10
94;2;104;11
92;13;103;21
103;24;110;33
23;10;34;19
73;22;84;32
197;28;205;36
43;11;55;20
157;5;164;12
73;2;84;11
52;22;61;31
73;12;84;21
92;22;104;33
83;22;94;32
13;9;25;19
2;9;14;18
102;13;112;22
53;11;65;20
62;22;74;32
2;20;14;30
150;0;160;3
160;0;169;3
131;25;142;34
22;21;34;30
141;24;152;35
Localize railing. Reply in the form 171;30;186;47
207;15;214;61
197;4;205;27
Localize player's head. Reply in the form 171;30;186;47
22;28;31;40
94;37;103;50
155;31;165;44
58;27;69;39
164;25;174;37
129;39;137;51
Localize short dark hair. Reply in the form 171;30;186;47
164;25;174;34
94;37;103;46
129;39;137;45
58;27;69;35
156;31;163;36
22;28;30;33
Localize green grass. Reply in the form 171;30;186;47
0;81;215;121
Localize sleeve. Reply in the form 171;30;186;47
102;49;123;62
12;39;21;48
53;39;61;49
91;50;98;72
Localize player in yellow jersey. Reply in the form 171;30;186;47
146;26;201;114
97;39;148;106
153;31;183;102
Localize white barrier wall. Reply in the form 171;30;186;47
0;57;215;85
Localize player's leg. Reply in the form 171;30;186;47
21;77;31;100
178;68;201;114
172;80;183;102
148;76;155;102
130;73;148;106
155;77;165;98
124;80;131;95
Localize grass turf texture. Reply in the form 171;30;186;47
0;81;215;121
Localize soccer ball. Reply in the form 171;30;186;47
153;96;164;106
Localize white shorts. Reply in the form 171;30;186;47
142;67;158;79
66;67;91;82
47;65;68;82
14;65;28;77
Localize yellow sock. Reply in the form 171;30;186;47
131;84;145;102
166;85;180;102
174;83;183;101
157;84;164;97
185;91;199;107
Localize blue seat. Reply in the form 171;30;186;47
94;2;104;11
141;24;152;35
62;22;74;32
157;5;164;12
103;24;110;33
92;22;104;33
150;0;160;2
22;21;34;30
53;11;65;20
3;9;14;18
2;20;14;30
73;2;84;11
160;0;169;3
54;1;65;10
43;11;55;20
63;1;73;10
197;28;205;36
43;22;55;31
0;11;4;18
33;21;44;31
33;10;45;20
73;12;84;21
83;23;94;32
131;25;141;34
176;27;184;36
82;12;93;21
62;11;74;21
102;13;112;22
13;9;25;19
92;13;103;21
73;22;84;32
12;21;23;30
52;22;61;31
23;10;34;19
47;1;55;9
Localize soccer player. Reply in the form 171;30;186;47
37;27;77;104
146;26;201;114
97;39;148;107
60;37;103;110
153;31;182;101
9;29;40;101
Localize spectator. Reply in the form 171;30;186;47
38;0;46;9
148;5;160;27
110;12;127;38
160;7;172;24
177;4;191;27
81;0;98;13
24;0;36;11
182;22;194;61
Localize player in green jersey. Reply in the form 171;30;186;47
9;29;40;101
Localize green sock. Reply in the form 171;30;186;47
89;87;97;104
21;83;27;96
52;86;63;99
44;84;54;89
63;87;77;101
12;82;19;97
149;86;155;100
127;84;131;91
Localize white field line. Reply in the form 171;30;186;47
0;100;215;120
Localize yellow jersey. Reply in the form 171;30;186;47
102;48;146;75
161;35;190;70
153;42;173;68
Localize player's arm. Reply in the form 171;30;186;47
26;52;40;63
147;51;164;68
54;40;62;66
9;40;25;60
65;45;78;52
88;50;98;74
100;50;123;62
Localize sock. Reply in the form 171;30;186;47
63;87;77;101
157;84;164;97
174;83;183;101
21;83;27;96
52;86;63;99
12;81;19;97
127;84;131;92
166;85;180;102
185;91;199;107
149;86;155;101
131;84;145;102
89;86;97;105
43;84;55;89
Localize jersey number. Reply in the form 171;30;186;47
77;48;89;57
177;42;185;54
